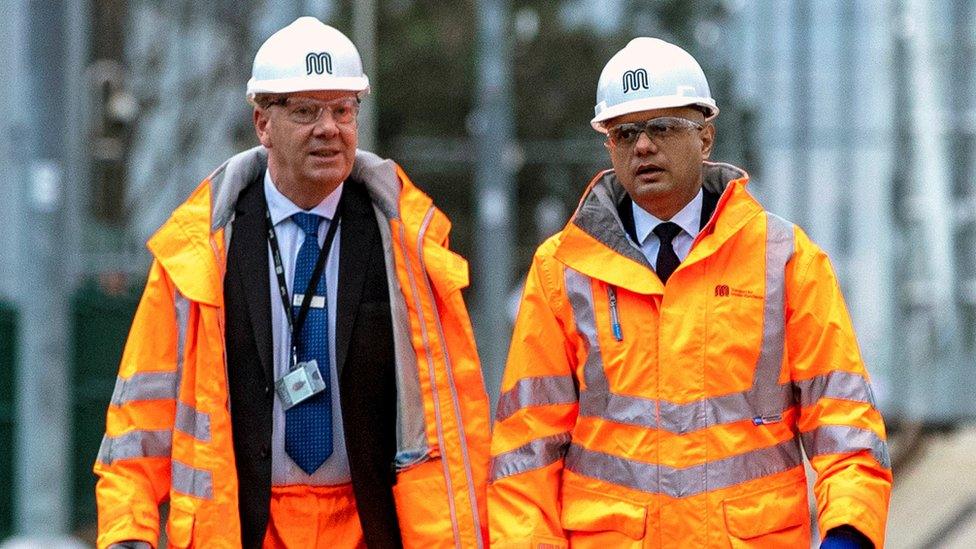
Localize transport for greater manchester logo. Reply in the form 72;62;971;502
715;284;763;299
305;51;333;75
622;68;649;93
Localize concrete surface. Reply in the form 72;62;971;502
886;424;976;548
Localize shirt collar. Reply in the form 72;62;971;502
632;187;704;245
263;169;344;227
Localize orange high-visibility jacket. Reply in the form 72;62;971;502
489;163;892;549
94;147;490;549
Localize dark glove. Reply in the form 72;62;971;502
108;542;153;549
820;525;872;549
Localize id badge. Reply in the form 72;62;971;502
275;359;327;410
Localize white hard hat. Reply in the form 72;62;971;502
591;37;717;133
246;16;370;98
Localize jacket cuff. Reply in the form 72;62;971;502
819;495;884;549
97;518;159;549
823;525;872;548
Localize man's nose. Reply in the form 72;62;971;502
632;130;657;154
311;109;340;137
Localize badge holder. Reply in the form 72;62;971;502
276;356;327;410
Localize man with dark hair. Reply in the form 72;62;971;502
489;37;891;549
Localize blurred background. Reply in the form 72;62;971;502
0;0;974;547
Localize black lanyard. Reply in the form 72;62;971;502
266;207;341;367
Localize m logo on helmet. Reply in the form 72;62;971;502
622;68;649;93
305;52;333;75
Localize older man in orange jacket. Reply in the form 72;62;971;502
94;17;488;549
489;38;891;548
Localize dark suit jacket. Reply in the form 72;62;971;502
224;173;403;548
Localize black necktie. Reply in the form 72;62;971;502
653;222;682;284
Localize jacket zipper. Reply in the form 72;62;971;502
607;285;623;341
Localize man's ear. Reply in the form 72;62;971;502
254;108;272;148
700;122;715;160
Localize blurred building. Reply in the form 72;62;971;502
727;0;976;425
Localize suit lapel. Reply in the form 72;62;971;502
334;182;373;381
231;179;275;385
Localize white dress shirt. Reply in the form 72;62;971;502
632;188;704;267
264;170;351;485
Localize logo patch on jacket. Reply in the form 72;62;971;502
715;285;762;300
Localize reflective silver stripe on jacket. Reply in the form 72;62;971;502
172;459;213;499
801;424;891;469
174;290;189;375
587;373;877;433
495;372;876;434
749;213;795;423
109;371;179;406
171;293;213;499
97;290;193;465
495;375;578;423
564;437;803;498
175;401;211;442
97;429;172;465
795;370;876;408
564;269;609;409
491;432;573;482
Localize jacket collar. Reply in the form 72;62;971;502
554;161;763;295
146;146;441;306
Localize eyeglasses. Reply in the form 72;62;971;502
271;97;360;125
607;116;703;147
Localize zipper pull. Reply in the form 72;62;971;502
607;285;623;341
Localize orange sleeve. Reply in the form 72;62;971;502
786;228;892;548
94;260;179;549
489;240;577;549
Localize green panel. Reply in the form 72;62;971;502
0;300;17;540
69;279;142;532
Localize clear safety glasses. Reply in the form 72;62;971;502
607;116;703;147
272;97;360;126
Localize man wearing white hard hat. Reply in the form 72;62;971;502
489;38;891;548
94;17;489;548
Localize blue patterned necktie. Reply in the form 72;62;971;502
284;212;333;474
